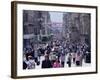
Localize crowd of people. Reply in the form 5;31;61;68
23;40;91;69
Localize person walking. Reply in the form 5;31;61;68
75;52;81;66
60;50;66;67
42;55;52;68
49;51;57;66
53;58;61;68
67;53;72;67
26;56;36;69
72;52;76;63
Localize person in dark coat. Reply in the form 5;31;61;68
42;55;52;68
23;61;27;69
39;46;45;55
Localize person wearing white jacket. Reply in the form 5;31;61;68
26;56;36;69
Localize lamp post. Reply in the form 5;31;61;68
37;12;44;42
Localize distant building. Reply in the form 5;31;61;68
63;12;91;44
23;10;51;48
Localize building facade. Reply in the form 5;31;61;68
63;12;91;44
23;10;51;48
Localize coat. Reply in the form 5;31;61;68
53;62;61;68
42;60;52;68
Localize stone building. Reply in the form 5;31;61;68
23;10;51;48
63;12;91;44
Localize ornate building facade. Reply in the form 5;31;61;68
63;12;91;44
23;10;51;47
